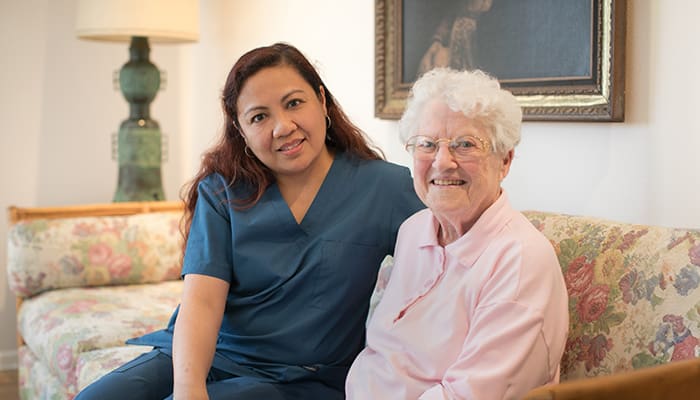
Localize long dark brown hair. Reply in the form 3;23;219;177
179;42;383;248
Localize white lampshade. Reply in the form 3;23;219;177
75;0;199;43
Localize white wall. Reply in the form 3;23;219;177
1;0;698;370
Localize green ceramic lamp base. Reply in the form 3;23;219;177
113;36;166;202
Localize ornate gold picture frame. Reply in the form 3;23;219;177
375;0;626;121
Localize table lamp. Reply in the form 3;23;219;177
75;0;199;202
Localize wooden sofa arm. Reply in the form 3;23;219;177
7;200;183;223
523;357;700;400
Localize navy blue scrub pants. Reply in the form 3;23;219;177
74;349;344;400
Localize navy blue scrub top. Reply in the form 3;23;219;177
130;152;425;388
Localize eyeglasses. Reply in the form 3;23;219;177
405;135;491;160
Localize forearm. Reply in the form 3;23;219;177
172;310;218;397
172;274;228;399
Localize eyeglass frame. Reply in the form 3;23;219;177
404;134;492;160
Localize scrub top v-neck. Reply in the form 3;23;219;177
129;151;425;388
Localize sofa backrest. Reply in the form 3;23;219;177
523;211;700;381
6;202;184;298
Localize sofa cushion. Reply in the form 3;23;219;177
523;211;700;381
7;211;183;297
18;280;182;392
18;345;66;400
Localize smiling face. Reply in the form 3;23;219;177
412;99;513;236
236;65;331;182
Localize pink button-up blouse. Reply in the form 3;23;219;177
346;192;569;400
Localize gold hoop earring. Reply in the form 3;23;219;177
244;145;255;158
325;115;332;129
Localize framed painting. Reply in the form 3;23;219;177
375;0;627;121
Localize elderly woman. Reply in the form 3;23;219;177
346;68;569;400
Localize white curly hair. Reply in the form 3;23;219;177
398;68;522;155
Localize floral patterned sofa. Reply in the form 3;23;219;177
6;203;700;399
6;201;185;399
519;211;700;399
